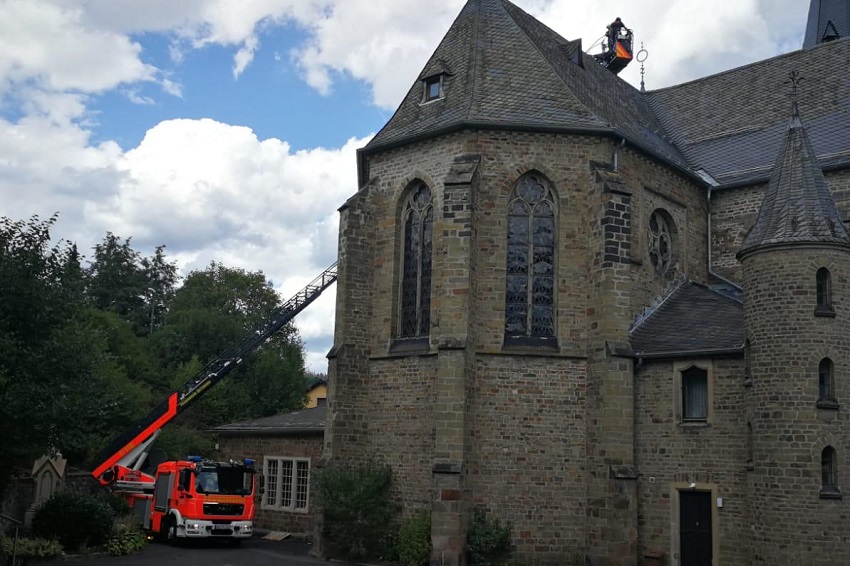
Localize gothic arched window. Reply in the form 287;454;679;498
817;357;839;409
505;174;555;340
399;183;433;338
821;446;840;498
816;267;834;315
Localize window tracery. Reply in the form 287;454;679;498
648;209;674;275
505;174;555;339
400;183;433;338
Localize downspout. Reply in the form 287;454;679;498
702;175;743;290
613;137;626;171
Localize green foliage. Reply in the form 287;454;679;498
314;459;397;561
31;491;116;551
153;262;307;436
106;516;148;556
467;508;513;566
85;234;178;336
398;510;431;566
0;215;119;481
0;214;308;485
0;536;63;558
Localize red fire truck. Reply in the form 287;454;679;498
91;263;337;543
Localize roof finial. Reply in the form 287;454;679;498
786;69;803;119
637;43;649;93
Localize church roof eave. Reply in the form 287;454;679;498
360;121;708;189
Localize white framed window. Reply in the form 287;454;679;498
263;457;310;512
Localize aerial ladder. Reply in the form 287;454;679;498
92;261;338;495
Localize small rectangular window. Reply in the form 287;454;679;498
424;76;442;102
681;366;709;422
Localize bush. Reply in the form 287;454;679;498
467;508;513;565
398;510;431;566
314;458;396;561
32;491;116;551
106;517;147;556
0;536;64;559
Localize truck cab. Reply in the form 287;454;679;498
147;457;256;544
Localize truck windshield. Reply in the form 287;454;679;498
196;467;253;496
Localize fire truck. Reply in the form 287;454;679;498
91;262;338;543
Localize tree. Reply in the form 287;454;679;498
0;216;150;486
150;262;307;441
85;234;178;336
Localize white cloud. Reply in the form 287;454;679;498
0;0;156;94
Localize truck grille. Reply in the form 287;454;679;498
203;503;244;516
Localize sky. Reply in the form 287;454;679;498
0;0;811;374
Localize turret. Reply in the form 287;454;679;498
737;78;850;564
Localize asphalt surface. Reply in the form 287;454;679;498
31;537;360;566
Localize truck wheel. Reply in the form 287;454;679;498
165;516;179;545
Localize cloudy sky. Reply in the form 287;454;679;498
0;0;810;373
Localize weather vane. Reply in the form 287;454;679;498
637;43;649;92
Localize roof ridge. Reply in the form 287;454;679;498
629;273;689;335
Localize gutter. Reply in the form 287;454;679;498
633;347;744;361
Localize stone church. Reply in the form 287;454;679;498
321;1;850;564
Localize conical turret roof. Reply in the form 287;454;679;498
363;0;686;169
737;97;850;259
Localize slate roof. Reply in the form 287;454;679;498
738;101;850;258
212;406;325;436
804;0;850;47
630;281;744;358
646;39;850;187
364;0;688;171
365;0;850;192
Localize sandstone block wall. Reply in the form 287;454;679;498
742;248;850;565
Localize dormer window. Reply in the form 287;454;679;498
423;75;443;103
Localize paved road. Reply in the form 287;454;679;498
33;537;359;566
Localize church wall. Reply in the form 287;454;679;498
709;183;764;282
468;354;587;561
613;149;709;322
465;130;608;357
366;356;438;511
635;357;750;566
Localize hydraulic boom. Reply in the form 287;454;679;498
92;261;338;491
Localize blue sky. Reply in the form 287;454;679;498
0;0;810;373
89;24;389;151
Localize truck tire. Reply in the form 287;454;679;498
165;516;179;545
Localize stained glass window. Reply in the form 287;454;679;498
505;174;555;338
400;183;433;338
